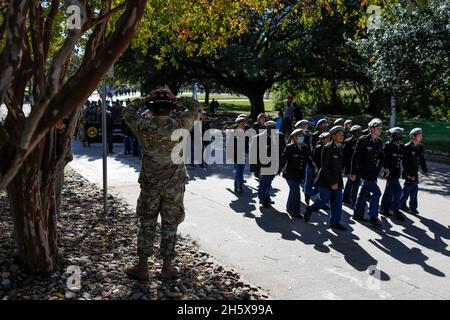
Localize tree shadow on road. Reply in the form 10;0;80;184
418;163;450;197
252;204;388;277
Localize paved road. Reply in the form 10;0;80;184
69;140;450;300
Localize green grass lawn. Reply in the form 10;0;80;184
397;120;450;156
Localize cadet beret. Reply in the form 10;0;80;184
265;120;277;128
388;127;404;134
350;125;362;132
344;119;353;126
319;132;330;139
368;118;383;128
235;116;247;123
290;128;304;137
334;118;345;126
329;125;345;135
410;127;423;137
316;118;328;127
295;120;309;128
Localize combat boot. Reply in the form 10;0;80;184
126;259;149;281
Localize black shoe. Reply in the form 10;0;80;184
305;195;310;206
330;222;347;231
304;207;313;223
379;209;393;217
394;211;405;221
410;209;419;215
323;204;330;211
269;200;275;204
369;217;382;229
352;214;367;222
342;199;351;205
400;205;410;213
261;202;271;208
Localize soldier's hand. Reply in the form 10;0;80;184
424;172;430;177
407;175;416;181
384;168;390;178
331;183;339;191
349;175;356;181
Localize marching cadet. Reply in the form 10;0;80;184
294;119;312;151
344;119;353;139
253;121;286;208
333;118;345;126
304;126;347;231
231;115;250;194
399;128;430;215
311;118;328;147
280;129;314;219
123;88;202;280
380;127;406;221
313;132;331;172
349;118;390;229
306;118;328;204
250;113;267;178
342;125;362;207
252;113;267;133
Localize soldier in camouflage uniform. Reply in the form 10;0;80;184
122;88;202;280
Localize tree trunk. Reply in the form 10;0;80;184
204;86;211;106
389;95;396;128
6;138;59;273
248;90;266;121
6;113;76;274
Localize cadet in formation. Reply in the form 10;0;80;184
304;126;347;230
350;118;390;229
399;128;429;215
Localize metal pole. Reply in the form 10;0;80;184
102;79;108;215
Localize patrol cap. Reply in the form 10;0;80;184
319;132;330;139
235;116;247;124
344;119;353;126
295;120;309;128
350;125;362;132
333;118;344;126
265;120;277;128
290;128;304;137
388;127;404;134
368;118;383;128
257;113;266;120
329;125;345;136
316;118;328;127
410;127;423;138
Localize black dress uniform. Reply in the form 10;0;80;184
253;127;286;206
342;135;361;205
351;134;387;220
305;139;346;229
281;141;313;217
380;139;405;217
399;140;428;213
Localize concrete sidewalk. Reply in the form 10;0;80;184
69;140;450;300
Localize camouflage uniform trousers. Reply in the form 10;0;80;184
136;183;185;261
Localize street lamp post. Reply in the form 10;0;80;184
101;64;114;216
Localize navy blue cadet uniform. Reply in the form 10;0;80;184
350;119;388;225
253;121;286;207
399;128;428;214
342;125;362;206
305;126;346;230
280;129;313;217
380;127;405;219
